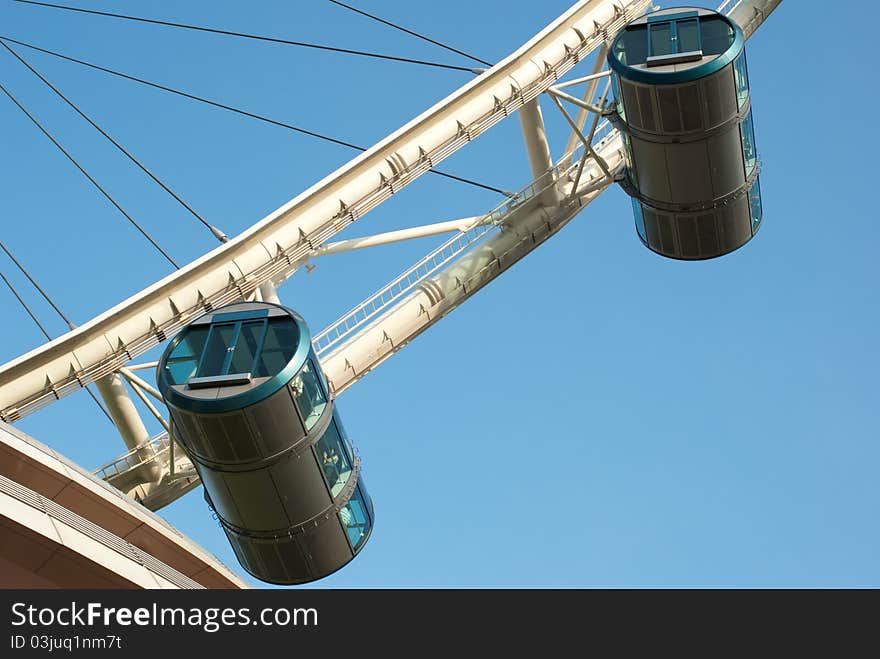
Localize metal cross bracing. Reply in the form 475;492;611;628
311;123;616;361
0;0;783;511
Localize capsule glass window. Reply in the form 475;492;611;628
700;15;735;55
632;198;647;242
623;132;634;167
164;326;210;385
253;317;299;377
197;324;237;378
192;319;271;379
749;177;763;232
228;320;267;374
740;109;757;176
336;415;356;462
649;21;674;57
614;25;647;66
623;133;638;188
291;360;327;430
676;19;701;54
314;420;354;498
734;52;750;110
612;74;626;121
339;485;371;551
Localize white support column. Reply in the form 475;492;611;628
258;281;281;305
518;99;559;207
94;373;151;451
94;372;161;494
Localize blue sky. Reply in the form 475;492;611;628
0;0;877;588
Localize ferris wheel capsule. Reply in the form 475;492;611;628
608;6;762;260
157;301;373;585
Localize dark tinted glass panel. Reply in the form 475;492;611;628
749;177;762;232
246;391;304;455
644;207;661;250
339;485;371;551
702;75;721;127
657;213;676;254
356;477;374;519
335;415;356;463
227;533;260;577
636;85;656;132
676;215;699;258
649;22;674;57
612;74;625;121
314;420;354;498
678;84;702;131
622;81;641;128
741;109;757;176
696;213;719;257
217;412;258;462
615;25;648;65
229;320;265;375
677;19;701;53
164;326;209;385
314;353;330;399
291;360;327;431
255;351;288;379
715;204;737;252
703;67;737;128
195;415;229;461
254;541;290;583
171;410;207;456
253;317;299;377
197;324;235;378
613;36;625;65
658;86;681;133
701;16;734;55
624;134;638;187
632;198;647;242
734;52;749;110
717;196;750;252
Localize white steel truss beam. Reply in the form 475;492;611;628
319;133;625;396
0;0;652;422
314;218;482;256
723;0;783;39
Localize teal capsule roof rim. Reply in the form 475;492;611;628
607;9;744;85
157;302;314;414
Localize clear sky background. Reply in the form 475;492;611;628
0;0;877;588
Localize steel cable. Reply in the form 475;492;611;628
10;0;480;73
0;80;179;267
0;36;508;196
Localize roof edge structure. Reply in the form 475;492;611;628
0;421;247;588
